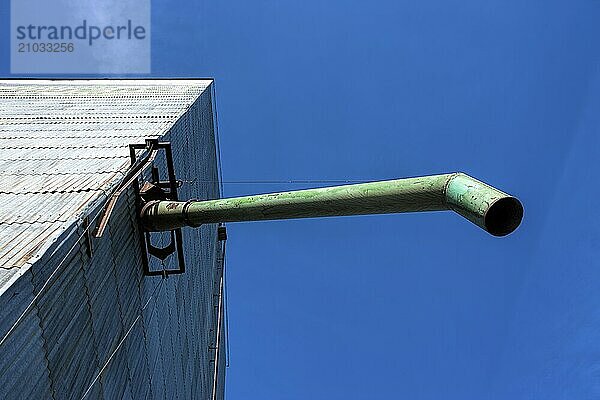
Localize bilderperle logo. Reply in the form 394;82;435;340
11;0;150;74
15;20;147;47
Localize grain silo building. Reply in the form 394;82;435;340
0;79;226;399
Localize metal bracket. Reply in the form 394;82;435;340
217;226;227;241
129;141;186;276
82;216;93;257
95;139;159;238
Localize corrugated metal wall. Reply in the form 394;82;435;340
0;83;226;399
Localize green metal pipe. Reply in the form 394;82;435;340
140;172;523;236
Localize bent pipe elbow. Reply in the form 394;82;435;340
444;173;523;237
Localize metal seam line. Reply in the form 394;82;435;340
0;202;106;348
80;278;165;400
211;80;224;198
30;270;58;400
223;242;231;368
106;211;135;400
76;226;105;398
211;274;224;400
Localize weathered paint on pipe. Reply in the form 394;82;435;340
141;173;523;236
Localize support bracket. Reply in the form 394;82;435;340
129;141;186;276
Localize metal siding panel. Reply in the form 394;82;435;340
100;345;132;400
0;80;224;399
0;273;53;399
125;322;152;399
0;157;129;175
145;296;166;400
0;79;210;271
80;228;121;399
0;171;123;194
29;230;99;400
0;267;18;293
109;193;146;399
0;222;63;270
150;88;223;399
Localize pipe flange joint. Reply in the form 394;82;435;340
183;199;202;228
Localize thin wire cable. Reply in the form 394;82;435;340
183;179;376;185
210;274;224;400
223;242;230;368
80;277;166;400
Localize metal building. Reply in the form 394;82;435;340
0;79;226;399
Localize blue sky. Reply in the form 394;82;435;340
2;1;600;398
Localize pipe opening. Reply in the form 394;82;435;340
484;197;523;236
